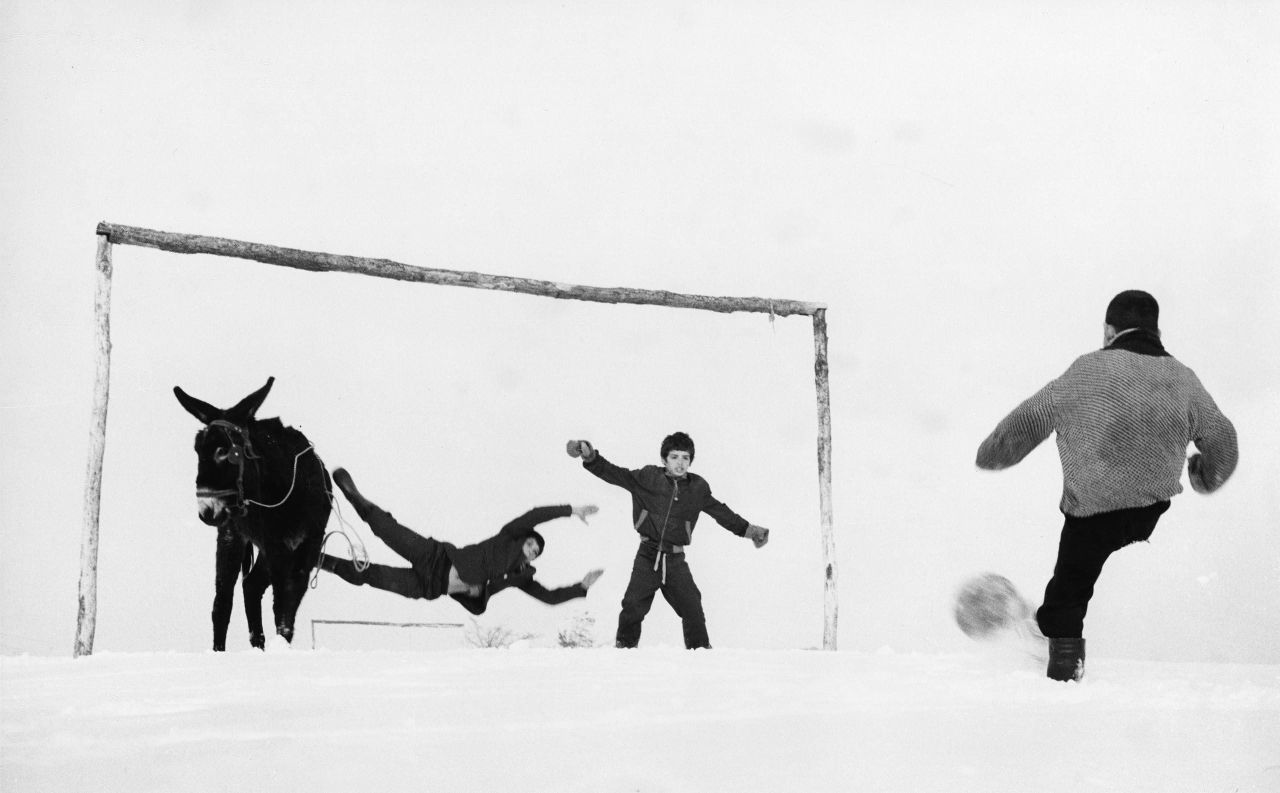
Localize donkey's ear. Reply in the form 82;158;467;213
228;376;275;421
174;386;221;425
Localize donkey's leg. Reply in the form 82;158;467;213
212;528;246;652
241;548;270;650
273;529;328;643
283;562;316;644
266;550;308;644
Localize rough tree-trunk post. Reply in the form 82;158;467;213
84;222;840;652
813;308;838;650
76;234;113;657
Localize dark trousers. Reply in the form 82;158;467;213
1036;501;1170;639
616;543;710;649
322;504;448;600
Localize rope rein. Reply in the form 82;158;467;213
309;493;371;589
244;445;314;509
253;445;374;579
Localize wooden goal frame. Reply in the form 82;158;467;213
76;222;838;655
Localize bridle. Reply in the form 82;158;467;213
203;418;317;518
205;419;260;517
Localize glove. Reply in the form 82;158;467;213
566;440;596;461
745;524;770;548
1187;453;1222;494
571;504;599;524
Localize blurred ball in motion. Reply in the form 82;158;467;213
954;573;1030;639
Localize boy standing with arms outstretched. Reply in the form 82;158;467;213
567;432;771;649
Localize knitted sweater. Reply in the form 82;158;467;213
976;330;1238;517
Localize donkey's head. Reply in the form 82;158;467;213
174;377;275;526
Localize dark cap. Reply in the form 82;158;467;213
1105;290;1159;332
528;530;546;556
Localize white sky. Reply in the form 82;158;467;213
1;1;1277;661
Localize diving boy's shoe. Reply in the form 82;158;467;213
331;468;372;519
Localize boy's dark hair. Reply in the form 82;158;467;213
660;431;695;462
528;530;546;557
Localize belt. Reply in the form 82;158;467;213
641;538;685;554
641;538;683;585
635;510;685;553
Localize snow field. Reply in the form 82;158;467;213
3;647;1278;793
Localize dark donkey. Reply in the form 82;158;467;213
174;377;332;651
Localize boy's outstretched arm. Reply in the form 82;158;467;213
566;439;643;493
499;505;574;538
703;495;768;547
517;568;604;605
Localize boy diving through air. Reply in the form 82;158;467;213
319;468;604;615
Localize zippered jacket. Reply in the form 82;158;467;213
444;505;587;615
976;330;1238;517
582;453;749;548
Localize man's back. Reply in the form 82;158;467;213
1051;345;1229;515
977;332;1237;517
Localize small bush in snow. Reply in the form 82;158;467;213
464;619;536;649
557;611;598;648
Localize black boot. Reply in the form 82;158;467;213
1046;637;1086;682
319;553;366;586
332;468;373;520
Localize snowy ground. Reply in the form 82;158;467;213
3;646;1278;793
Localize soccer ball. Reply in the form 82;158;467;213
954;573;1031;639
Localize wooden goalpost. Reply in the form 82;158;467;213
76;222;838;656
